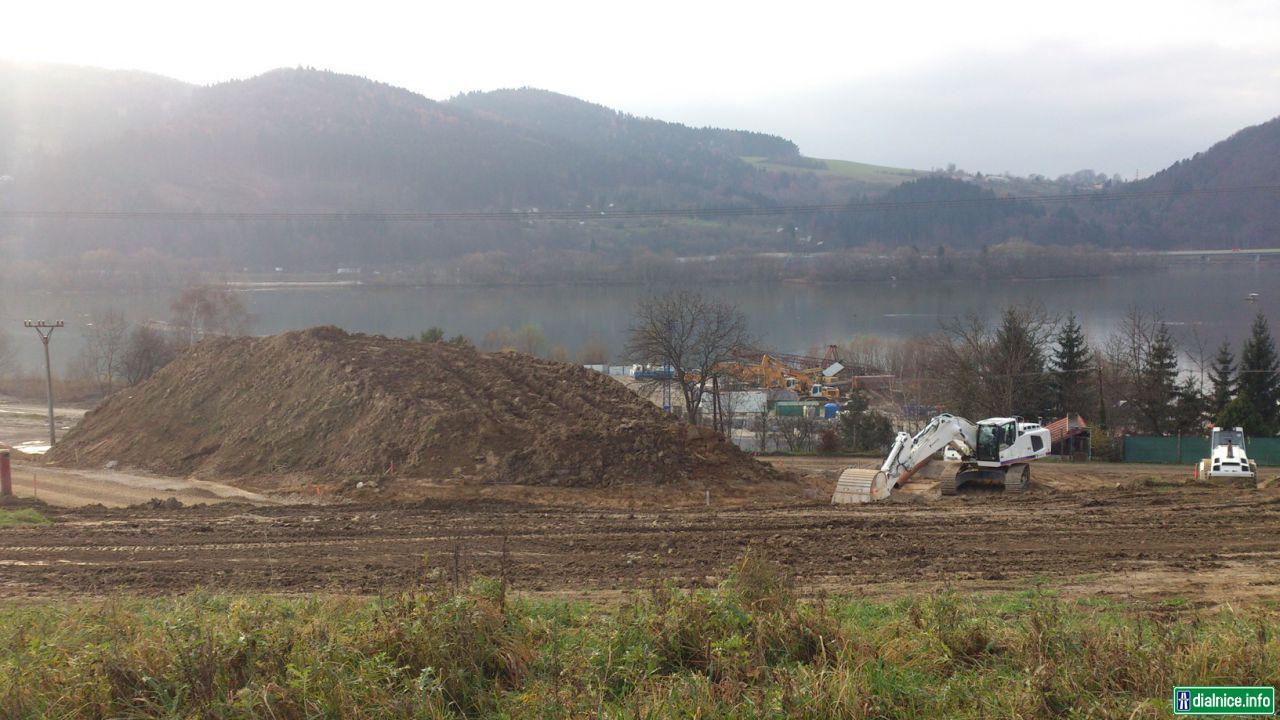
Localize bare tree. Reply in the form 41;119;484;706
718;387;740;436
122;324;180;385
932;305;1054;419
1181;323;1212;391
170;285;253;345
840;334;896;373
771;414;820;453
1100;306;1161;430
626;290;750;425
752;413;770;452
513;323;548;357
1109;306;1158;380
75;309;130;394
930;313;989;418
481;326;514;352
577;336;610;365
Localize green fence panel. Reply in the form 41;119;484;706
1123;435;1279;465
1178;438;1210;464
1123;436;1178;464
1245;437;1280;466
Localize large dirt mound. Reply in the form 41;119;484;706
49;327;786;488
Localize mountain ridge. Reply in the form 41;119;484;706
1;60;1278;282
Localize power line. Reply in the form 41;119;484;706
870;365;1280;385
1;184;1278;223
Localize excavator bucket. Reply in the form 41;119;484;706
832;468;883;504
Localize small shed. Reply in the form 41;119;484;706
1045;414;1091;460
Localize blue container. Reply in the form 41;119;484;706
823;402;839;419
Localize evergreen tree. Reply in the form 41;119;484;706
1236;313;1280;434
1048;313;1094;418
1219;396;1267;436
1137;323;1179;434
986;307;1050;419
1208;339;1236;415
838;389;894;452
1171;377;1207;435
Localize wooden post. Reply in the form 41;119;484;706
0;451;10;497
712;375;723;435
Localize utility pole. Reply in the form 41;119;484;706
23;321;63;446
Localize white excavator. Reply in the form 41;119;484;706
832;413;1052;503
1194;426;1258;485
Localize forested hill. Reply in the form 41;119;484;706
818;115;1280;251
0;62;193;173
818;176;1056;249
451;88;800;160
0;63;852;272
2;66;794;214
1;60;1278;283
1094;115;1280;248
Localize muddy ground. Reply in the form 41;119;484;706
0;398;84;453
2;457;1278;604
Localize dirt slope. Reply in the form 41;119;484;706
48;327;785;490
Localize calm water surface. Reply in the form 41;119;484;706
4;265;1277;371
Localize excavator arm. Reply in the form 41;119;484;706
832;413;978;503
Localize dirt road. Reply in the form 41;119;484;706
2;460;276;508
2;476;1277;603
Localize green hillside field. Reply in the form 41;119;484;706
744;156;921;188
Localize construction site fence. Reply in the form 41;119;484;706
1122;435;1280;465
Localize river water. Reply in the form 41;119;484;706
3;265;1277;372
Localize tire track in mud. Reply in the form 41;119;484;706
1;485;1278;599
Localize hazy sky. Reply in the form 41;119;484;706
5;0;1279;176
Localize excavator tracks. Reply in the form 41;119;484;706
940;464;1028;496
1004;464;1031;492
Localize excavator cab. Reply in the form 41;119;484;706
974;419;1015;462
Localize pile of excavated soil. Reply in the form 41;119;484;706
48;327;787;490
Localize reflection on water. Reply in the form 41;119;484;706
2;265;1276;371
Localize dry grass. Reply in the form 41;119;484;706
0;554;1276;718
0;374;101;404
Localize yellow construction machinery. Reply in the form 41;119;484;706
721;348;846;399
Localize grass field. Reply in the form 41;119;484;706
743;156;921;187
2;554;1276;719
0;507;49;527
